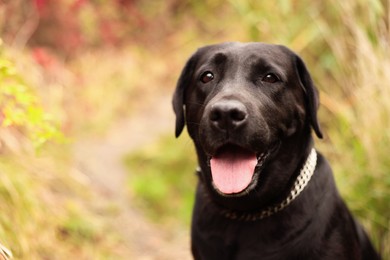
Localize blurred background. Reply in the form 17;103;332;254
0;0;389;259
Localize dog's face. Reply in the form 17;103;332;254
173;42;322;208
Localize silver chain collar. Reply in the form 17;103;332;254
198;148;318;221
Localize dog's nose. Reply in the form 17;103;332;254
209;100;248;131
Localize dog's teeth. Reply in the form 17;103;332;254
207;157;211;166
256;152;269;167
257;152;265;161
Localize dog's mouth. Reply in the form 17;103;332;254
208;144;270;196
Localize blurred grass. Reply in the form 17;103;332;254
0;0;389;258
124;133;197;226
0;149;123;258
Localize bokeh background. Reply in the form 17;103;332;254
0;0;389;259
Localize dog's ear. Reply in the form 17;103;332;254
294;55;323;139
172;53;198;137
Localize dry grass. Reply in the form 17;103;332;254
308;1;390;255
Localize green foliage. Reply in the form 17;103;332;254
124;134;197;225
0;43;64;149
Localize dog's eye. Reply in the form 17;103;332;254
200;71;214;83
262;73;280;83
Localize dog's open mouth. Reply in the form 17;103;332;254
209;144;269;196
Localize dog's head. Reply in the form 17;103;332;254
173;42;322;209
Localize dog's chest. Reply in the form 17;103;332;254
191;202;310;259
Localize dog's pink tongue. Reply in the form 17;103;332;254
210;148;257;194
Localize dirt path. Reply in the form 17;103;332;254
73;94;192;259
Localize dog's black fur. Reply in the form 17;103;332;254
173;42;380;259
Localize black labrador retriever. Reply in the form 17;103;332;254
172;42;380;260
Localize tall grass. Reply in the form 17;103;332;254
316;1;390;255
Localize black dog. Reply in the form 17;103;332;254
172;42;380;260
